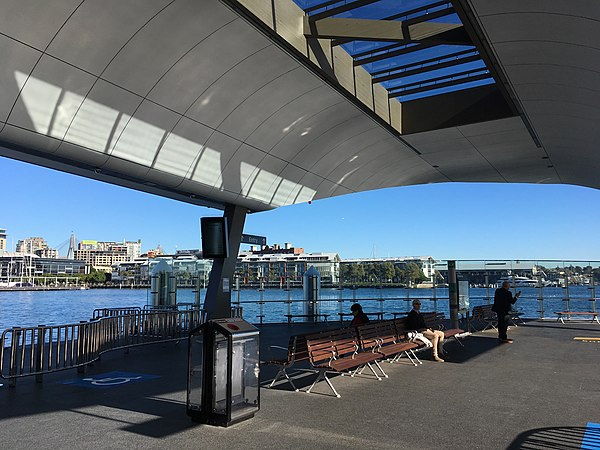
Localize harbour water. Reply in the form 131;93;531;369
0;286;596;331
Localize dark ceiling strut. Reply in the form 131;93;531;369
308;0;381;21
354;41;438;66
388;72;492;98
370;48;476;77
352;42;411;60
305;0;343;14
388;67;490;92
353;27;471;66
403;6;456;27
373;53;481;83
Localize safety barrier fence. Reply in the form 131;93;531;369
0;307;205;386
230;293;598;324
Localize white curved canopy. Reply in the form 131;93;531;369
0;0;595;212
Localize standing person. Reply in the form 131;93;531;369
350;303;369;326
492;281;521;343
406;300;445;362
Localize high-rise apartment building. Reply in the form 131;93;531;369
0;228;6;252
16;237;51;254
35;248;59;258
76;239;142;271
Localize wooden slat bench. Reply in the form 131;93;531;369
471;304;497;331
421;312;466;347
555;311;600;324
356;319;421;366
305;327;386;397
338;311;387;322
262;334;309;391
284;313;329;324
471;305;524;330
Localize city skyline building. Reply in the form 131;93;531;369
15;237;52;255
75;239;142;272
0;228;6;252
0;253;87;286
35;248;59;259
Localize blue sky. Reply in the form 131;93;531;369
2;156;600;261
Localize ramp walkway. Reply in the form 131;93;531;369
0;321;599;449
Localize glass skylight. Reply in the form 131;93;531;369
293;0;494;101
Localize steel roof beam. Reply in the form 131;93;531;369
372;53;481;83
389;67;489;91
308;0;381;21
353;27;471;66
370;48;475;77
354;41;438;66
388;72;492;98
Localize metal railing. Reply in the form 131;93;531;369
0;307;205;386
227;290;599;324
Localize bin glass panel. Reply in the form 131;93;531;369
188;330;204;412
230;334;260;421
212;330;229;415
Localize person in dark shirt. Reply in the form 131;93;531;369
406;299;445;362
493;281;521;343
350;303;369;326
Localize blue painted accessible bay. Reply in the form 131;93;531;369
62;371;161;389
582;422;600;450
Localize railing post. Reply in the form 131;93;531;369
286;277;292;321
9;328;21;387
564;272;571;313
77;321;86;374
538;275;545;319
35;325;45;383
260;281;265;324
591;280;597;314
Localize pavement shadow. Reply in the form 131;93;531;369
507;425;597;449
523;323;600;333
438;334;502;364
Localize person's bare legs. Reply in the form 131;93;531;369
435;330;445;356
422;329;444;362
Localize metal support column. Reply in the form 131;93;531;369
203;204;247;319
448;260;459;329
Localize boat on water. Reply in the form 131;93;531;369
495;275;540;288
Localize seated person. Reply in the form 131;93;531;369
406;299;445;362
350;303;370;326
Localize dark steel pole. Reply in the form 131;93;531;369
448;260;459;329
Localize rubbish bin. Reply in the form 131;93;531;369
187;318;260;427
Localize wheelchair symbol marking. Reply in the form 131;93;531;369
82;376;143;386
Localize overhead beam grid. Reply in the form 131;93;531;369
300;0;496;101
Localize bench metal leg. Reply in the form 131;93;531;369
452;335;465;347
268;367;298;391
409;349;422;365
350;363;381;380
373;360;388;378
392;350;420;366
365;362;382;380
306;369;340;398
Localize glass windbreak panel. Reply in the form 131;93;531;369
230;334;260;421
188;330;204;411
212;330;229;415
